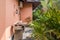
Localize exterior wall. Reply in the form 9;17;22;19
6;0;19;27
0;0;32;40
0;0;6;40
21;2;32;22
0;0;19;40
5;0;19;40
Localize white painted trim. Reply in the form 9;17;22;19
5;26;11;40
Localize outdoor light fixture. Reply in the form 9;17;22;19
20;1;23;8
18;0;24;8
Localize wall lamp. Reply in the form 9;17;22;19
18;0;24;8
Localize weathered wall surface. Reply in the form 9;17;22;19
20;2;32;22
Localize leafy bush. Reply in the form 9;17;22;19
31;0;60;40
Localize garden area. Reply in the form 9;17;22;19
30;0;60;40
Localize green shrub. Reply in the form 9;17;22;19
31;0;60;40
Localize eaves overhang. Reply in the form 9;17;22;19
18;0;40;3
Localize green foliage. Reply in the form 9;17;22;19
31;0;60;40
32;8;60;40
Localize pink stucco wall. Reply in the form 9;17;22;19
0;0;6;40
21;2;32;22
0;0;32;40
0;0;19;40
6;0;19;27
